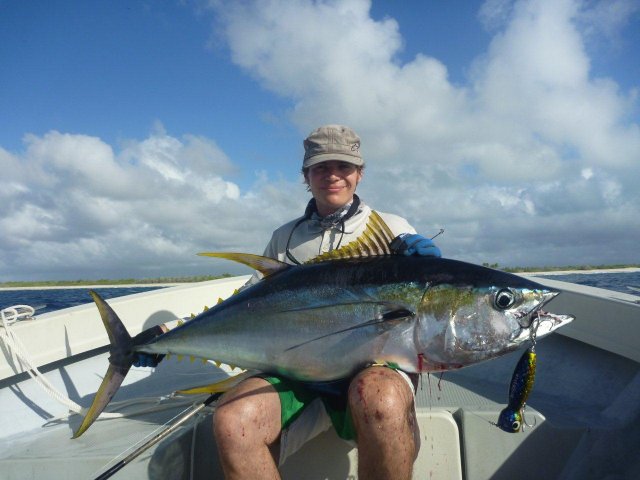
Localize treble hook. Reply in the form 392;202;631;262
529;310;542;345
521;404;538;431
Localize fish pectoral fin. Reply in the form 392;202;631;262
285;305;414;352
176;371;254;395
197;252;290;277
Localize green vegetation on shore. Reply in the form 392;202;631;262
0;274;233;288
2;264;639;289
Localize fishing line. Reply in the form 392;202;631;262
92;393;219;480
92;407;191;474
91;421;173;477
285;194;361;265
430;228;445;240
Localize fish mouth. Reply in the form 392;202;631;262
514;290;574;339
533;309;574;332
514;307;575;344
516;290;559;328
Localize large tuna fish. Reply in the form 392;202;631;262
73;213;573;437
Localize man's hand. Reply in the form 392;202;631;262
391;233;441;257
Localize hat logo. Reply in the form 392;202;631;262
351;142;360;152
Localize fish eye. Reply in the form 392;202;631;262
494;289;516;310
511;420;521;431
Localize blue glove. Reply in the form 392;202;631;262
391;233;441;257
133;352;163;368
132;325;166;368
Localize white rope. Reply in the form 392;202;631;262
1;305;85;414
1;305;213;426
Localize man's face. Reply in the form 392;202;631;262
306;160;362;216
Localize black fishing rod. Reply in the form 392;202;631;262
94;393;220;480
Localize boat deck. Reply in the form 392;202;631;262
1;333;638;479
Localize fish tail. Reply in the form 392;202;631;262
72;290;134;438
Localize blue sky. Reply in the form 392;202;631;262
1;0;639;281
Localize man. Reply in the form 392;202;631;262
212;125;441;479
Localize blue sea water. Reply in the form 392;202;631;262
1;272;639;314
536;271;640;296
0;287;164;314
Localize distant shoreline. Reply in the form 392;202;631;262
521;267;640;276
0;283;184;291
1;267;638;291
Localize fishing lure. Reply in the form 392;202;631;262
496;344;537;433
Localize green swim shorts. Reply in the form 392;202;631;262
262;375;357;441
261;367;418;443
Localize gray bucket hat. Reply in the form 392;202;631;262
303;125;364;168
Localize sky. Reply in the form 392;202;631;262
1;0;639;281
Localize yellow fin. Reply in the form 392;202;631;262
198;212;395;271
306;211;396;264
177;355;184;361
198;252;289;278
176;371;254;395
217;297;224;304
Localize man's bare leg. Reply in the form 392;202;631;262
214;377;282;480
348;367;420;480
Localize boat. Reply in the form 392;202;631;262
1;273;639;479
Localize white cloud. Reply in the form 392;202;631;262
208;0;639;266
0;129;308;280
2;0;638;280
577;0;640;46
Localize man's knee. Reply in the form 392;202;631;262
348;367;414;423
213;378;281;446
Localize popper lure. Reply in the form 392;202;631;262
496;344;537;433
